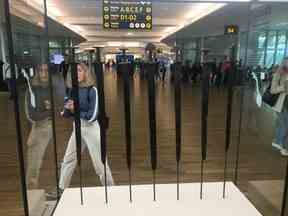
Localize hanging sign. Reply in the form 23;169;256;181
224;25;239;35
103;0;152;30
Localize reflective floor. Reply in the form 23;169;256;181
0;70;286;216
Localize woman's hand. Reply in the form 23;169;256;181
44;100;51;110
66;100;75;113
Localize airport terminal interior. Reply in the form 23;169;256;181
2;0;288;216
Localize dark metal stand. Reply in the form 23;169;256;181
94;59;109;204
200;65;210;200
234;85;244;185
174;62;182;200
223;63;235;199
70;63;84;205
4;0;29;215
120;63;133;202
147;63;157;201
43;0;60;201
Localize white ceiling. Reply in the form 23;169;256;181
26;0;241;51
164;3;250;43
4;0;85;43
23;0;286;53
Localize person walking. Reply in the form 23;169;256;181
57;63;114;195
271;58;288;156
25;64;52;188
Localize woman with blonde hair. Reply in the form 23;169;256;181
57;63;114;194
25;64;52;188
271;58;288;156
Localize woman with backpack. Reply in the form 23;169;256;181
58;63;114;193
271;58;288;156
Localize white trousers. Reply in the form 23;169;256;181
59;121;114;189
26;119;52;188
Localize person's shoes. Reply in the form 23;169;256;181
281;149;288;156
46;188;64;201
272;142;283;151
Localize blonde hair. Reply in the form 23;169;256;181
31;64;49;87
66;63;96;88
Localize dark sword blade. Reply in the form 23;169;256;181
94;62;109;203
223;63;235;199
121;63;133;202
147;63;157;201
201;65;210;199
175;63;182;200
71;62;84;205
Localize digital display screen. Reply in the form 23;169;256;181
103;0;152;30
50;54;64;65
116;54;134;63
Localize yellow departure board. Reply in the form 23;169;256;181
103;0;152;30
224;25;239;35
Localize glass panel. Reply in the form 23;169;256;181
0;2;24;215
7;0;59;215
237;3;287;216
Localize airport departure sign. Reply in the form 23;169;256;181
103;0;152;30
224;25;239;35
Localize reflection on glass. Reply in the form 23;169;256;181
25;64;52;189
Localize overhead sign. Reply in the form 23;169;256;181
224;25;239;35
103;0;152;30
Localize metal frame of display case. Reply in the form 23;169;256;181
3;0;288;216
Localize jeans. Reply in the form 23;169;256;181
59;121;114;189
274;109;288;150
26;119;52;188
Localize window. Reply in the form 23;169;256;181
275;31;286;65
265;31;277;66
49;40;61;48
267;31;277;50
257;32;266;49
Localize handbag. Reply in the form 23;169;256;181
262;84;280;107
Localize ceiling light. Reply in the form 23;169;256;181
107;42;123;47
127;32;134;36
107;42;143;48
